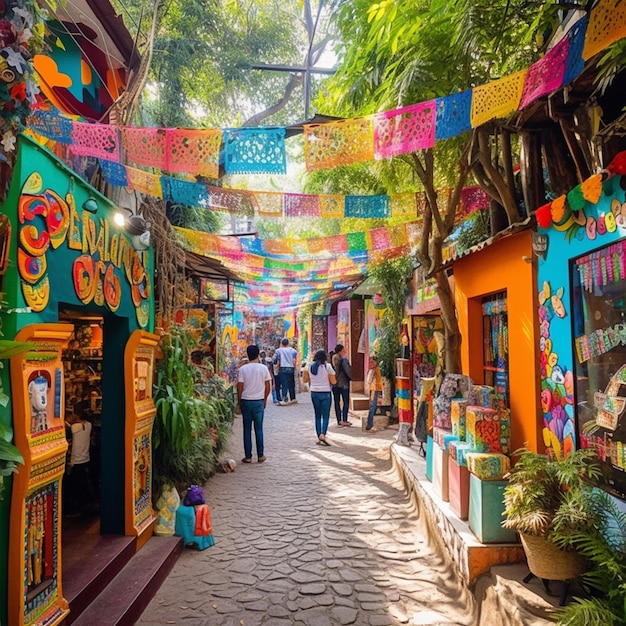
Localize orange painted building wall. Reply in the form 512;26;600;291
453;230;542;452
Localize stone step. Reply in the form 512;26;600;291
68;536;182;626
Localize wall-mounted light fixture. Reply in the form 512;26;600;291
113;206;132;228
126;215;152;251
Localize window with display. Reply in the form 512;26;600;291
572;241;626;500
482;292;509;404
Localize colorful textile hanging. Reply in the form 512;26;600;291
369;227;392;251
373;101;436;159
98;158;128;186
167;128;222;178
126;167;163;198
304;117;375;171
208;187;257;216
223;127;286;175
254;191;283;217
582;0;626;60
390;193;417;218
563;16;588;86
161;176;210;208
344;195;390;218
122;126;168;169
284;193;321;217
470;70;527;128
28;109;73;143
319;195;345;218
460;186;491;216
71;121;120;160
519;37;569;110
435;90;472;140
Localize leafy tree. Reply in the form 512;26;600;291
368;256;414;389
112;0;335;128
319;0;558;372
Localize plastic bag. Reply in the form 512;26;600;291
183;484;205;506
154;484;180;536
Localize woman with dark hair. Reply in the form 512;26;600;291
309;349;336;446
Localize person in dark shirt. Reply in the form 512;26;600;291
331;344;353;426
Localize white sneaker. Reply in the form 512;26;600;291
278;401;288;406
289;399;298;404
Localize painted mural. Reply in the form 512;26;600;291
537;153;626;499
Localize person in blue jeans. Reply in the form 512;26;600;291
308;349;336;446
331;343;352;426
237;345;272;463
366;355;383;432
274;337;298;404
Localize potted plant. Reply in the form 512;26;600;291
502;447;602;582
554;489;626;625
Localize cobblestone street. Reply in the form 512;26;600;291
137;393;476;625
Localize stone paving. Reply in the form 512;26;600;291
137;393;477;626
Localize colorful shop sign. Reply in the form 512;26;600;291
537;156;626;499
4;137;153;330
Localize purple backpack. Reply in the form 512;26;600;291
183;485;205;506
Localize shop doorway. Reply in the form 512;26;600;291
60;311;104;541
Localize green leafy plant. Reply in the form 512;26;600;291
368;256;414;384
502;447;602;544
152;325;235;498
554;490;626;626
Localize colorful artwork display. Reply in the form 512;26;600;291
538;154;626;499
8;139;154;331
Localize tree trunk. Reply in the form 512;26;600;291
434;269;462;375
519;130;545;215
541;126;579;195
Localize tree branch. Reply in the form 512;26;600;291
242;73;304;127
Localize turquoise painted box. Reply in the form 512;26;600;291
468;474;517;544
426;435;433;482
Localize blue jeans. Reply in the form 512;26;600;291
279;367;295;401
367;391;381;430
311;391;331;437
240;399;265;459
332;386;350;423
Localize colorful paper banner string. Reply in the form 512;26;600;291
223;127;286;175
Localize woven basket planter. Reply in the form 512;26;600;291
520;533;587;581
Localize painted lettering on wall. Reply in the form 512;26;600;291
17;172;150;327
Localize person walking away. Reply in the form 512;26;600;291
65;414;94;517
262;350;279;405
309;349;336;446
332;343;353;427
275;338;298;405
365;355;383;432
237;345;271;463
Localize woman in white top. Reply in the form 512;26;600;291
308;349;336;446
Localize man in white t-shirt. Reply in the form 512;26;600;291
274;337;298;405
237;345;272;464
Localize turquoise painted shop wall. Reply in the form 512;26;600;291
537;175;626;458
0;136;155;620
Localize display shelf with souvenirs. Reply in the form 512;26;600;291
61;316;103;423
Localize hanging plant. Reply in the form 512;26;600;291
0;1;45;167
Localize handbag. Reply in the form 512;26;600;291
302;366;310;385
